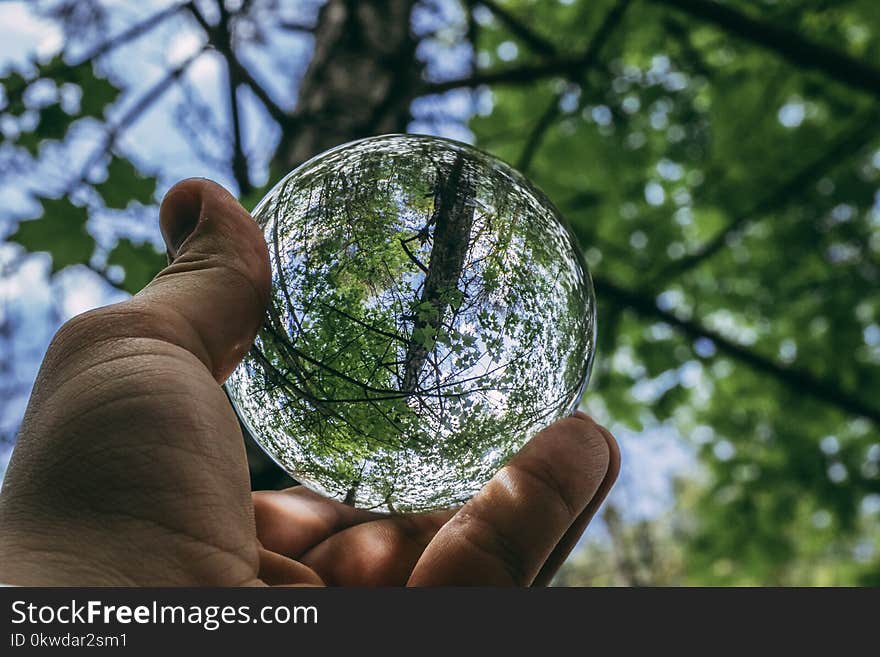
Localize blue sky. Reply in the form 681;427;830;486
0;0;697;527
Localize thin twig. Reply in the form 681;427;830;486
69;46;208;195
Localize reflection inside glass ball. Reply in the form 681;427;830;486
226;134;595;512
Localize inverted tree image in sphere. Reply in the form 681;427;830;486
226;134;596;512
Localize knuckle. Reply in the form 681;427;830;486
44;302;200;382
450;511;532;585
53;302;172;353
510;458;580;518
552;415;612;473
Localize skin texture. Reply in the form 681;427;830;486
0;179;619;586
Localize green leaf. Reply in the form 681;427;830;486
0;69;28;116
106;238;165;294
9;197;94;273
16;130;41;156
18;103;74;155
3;57;119;153
95;156;157;209
36;103;71;140
39;55;120;119
73;64;120;118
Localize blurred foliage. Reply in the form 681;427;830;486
9;197;93;274
1;45;163;292
475;0;880;585
1;0;879;584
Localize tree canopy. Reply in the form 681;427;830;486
1;0;878;584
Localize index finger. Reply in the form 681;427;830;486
253;486;384;558
407;414;613;586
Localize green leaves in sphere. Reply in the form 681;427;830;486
226;134;596;512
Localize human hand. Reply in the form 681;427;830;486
0;179;619;586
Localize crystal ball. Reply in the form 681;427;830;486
226;134;595;512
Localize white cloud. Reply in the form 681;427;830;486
0;3;63;69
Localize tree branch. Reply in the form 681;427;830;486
593;275;880;423
426;0;630;96
226;76;250;194
72;47;207;193
464;0;480;76
227;53;292;127
218;5;252;195
4;2;189;97
186;3;292;127
649;0;880;100
477;0;557;57
656;112;878;282
424;56;582;93
517;99;560;173
516;0;630;172
75;2;191;65
278;19;316;33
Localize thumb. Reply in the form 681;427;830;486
133;177;271;381
0;179;269;585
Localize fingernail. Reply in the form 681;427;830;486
160;186;203;257
167;212;199;256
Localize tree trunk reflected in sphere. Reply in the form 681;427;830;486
226;134;595;512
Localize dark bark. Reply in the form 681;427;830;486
280;0;421;169
403;154;476;392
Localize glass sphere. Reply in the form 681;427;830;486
226;134;595;512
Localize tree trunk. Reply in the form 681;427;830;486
280;0;421;169
403;154;476;393
250;0;422;489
